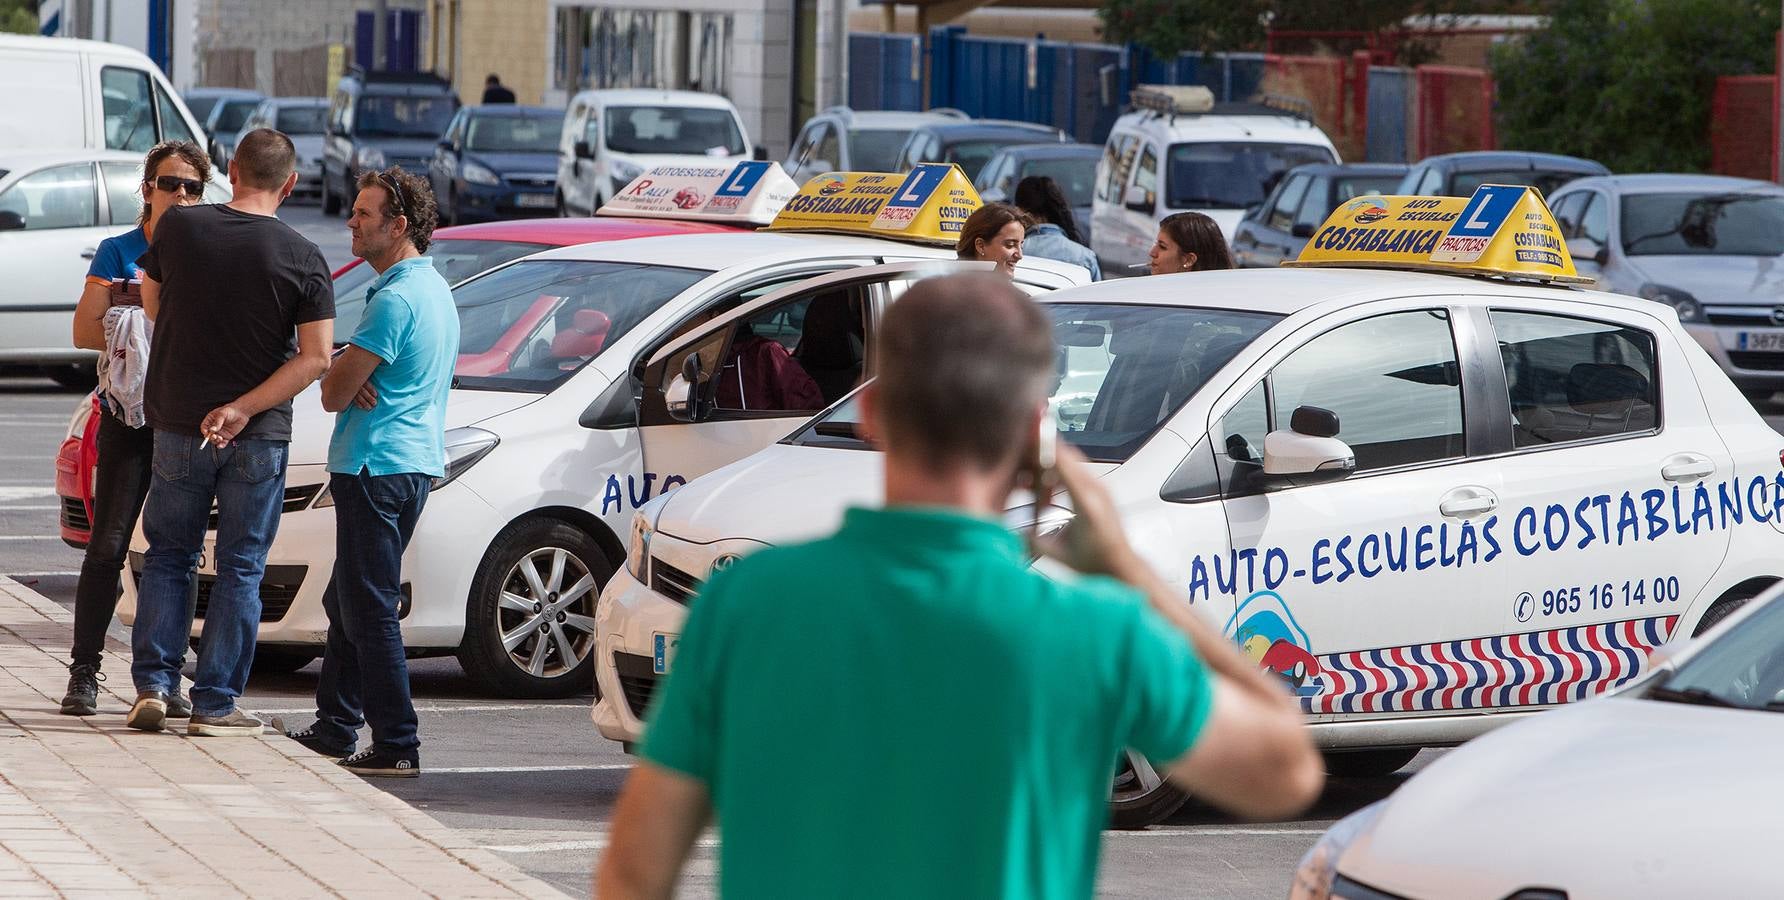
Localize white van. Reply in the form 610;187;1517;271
555;89;756;217
0;35;207;154
1090;85;1338;276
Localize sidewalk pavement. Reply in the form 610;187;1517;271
0;577;573;899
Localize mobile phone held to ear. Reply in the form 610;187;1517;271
1025;420;1061;555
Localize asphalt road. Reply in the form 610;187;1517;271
8;202;1782;896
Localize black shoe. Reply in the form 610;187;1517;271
126;691;168;732
338;746;419;778
166;693;192;719
59;664;103;716
284;725;353;759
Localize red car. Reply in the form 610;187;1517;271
55;216;740;548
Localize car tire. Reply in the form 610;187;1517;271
1323;747;1419;778
251;646;319;675
1692;592;1757;637
1109;749;1190;829
458;518;609;698
322;171;341;216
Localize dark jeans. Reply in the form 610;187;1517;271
313;470;429;753
71;413;156;669
132;431;288;716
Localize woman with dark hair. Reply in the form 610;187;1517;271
955;202;1030;278
1148;211;1234;275
1013;175;1099;280
61;140;211;717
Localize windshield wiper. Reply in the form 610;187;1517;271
1646;685;1742;708
1172;196;1246;209
813;422;861;439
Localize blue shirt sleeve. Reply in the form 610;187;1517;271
86;237;126;282
349;285;417;364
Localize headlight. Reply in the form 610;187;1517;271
433;427;500;490
462;160;500;186
626;511;654;582
355;146;386;169
1639;284;1702;323
1288;800;1386;900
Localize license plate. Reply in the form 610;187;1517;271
515;193;555;208
1738;331;1784;352
653;632;679;674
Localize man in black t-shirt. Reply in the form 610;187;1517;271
127;128;335;738
481;74;515;104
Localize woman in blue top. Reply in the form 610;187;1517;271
1013;176;1100;281
61;140;211;717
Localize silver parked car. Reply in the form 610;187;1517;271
1547;174;1784;400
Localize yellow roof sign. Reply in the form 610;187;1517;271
765;164;981;246
597;160;799;226
1286;184;1591;283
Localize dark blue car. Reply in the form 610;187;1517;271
430;105;566;224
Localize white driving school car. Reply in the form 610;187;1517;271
595;185;1784;827
116;161;1087;697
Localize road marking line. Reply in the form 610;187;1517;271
0;488;56;501
5;571;79;577
255;703;590;714
483;826;1325;854
486;837;718;854
1106;828;1329;837
0;505;60;510
430;764;632;774
0;535;62;541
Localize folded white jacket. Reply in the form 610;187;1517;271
99;305;152;428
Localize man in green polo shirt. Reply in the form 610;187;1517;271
598;273;1323;899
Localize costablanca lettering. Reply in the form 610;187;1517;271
1185;470;1784;602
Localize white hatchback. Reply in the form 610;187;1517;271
595;265;1784;826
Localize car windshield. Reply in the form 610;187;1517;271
605;106;745;156
185;95;222;121
788;303;1281;462
356;94;456;138
453;259;709;392
1650;592;1784;712
1620;192;1784;256
848;128;911;171
466;114;563;153
1017;156;1098;207
213;99;259;133
1167;142;1335;209
1334;174;1404;203
330;238;551;343
1448;168;1589;197
275;106;327;135
946;139;1044;180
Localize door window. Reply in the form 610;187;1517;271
1213;380;1270;491
1551;192;1587;238
814;126;841;170
101;67;157;152
1270;310;1464;472
0;164;98;230
1132;146;1158;206
1416;167;1443;196
1099;134;1137;202
1579;193;1609;245
788;122;821;168
1491;310;1658;448
1267;175;1310;232
1293;177;1333;231
711;291;860;413
154;83;197;144
101;161;145;225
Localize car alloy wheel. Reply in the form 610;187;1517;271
460;517;611;697
1108;748;1190;829
497;546;598;680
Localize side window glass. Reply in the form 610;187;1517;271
1271;310;1464;472
1213;380;1270;494
789;123;818;167
101;161;144;225
1491;310;1657;447
1417;167;1443;196
1580;194;1609;245
153;82;196;143
714;290;857;413
583;113;600;147
1268;175;1310;231
1294;177;1332;231
814;126;840;168
1133;146;1158;203
0;164;99;230
1551;193;1585;238
101;67;156;151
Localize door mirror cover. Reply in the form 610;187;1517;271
1123;184;1151;213
0;210;23;231
573;139;595;160
1290;222;1316;238
1261;430;1354;483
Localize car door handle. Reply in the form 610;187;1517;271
1438;485;1498;518
80;247;97;260
1660;453;1716;483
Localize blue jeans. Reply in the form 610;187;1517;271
132;431;287;716
312;470;429;753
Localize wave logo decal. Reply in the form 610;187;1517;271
1226;590;1321;698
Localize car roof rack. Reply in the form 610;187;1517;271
344;66;453;87
930;106;970;119
1130;84;1215;117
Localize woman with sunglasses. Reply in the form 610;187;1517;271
61;140;211;717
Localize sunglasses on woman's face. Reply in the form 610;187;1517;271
150;175;205;197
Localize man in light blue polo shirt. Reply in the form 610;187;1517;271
284;168;458;777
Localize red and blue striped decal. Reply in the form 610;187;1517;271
1308;616;1677;714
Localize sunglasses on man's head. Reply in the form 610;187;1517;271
377;172;410;221
150;175;204;196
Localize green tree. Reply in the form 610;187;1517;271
0;0;37;35
1494;0;1778;172
1098;0;1519;58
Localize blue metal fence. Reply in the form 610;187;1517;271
1366;66;1412;163
848;33;922;112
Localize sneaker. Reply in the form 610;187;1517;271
166;694;192;719
283;724;353;759
126;691;168;732
187;709;265;737
338;747;419;778
59;664;103;716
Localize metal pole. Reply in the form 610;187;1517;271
372;0;389;71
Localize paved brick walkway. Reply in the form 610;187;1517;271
0;577;571;898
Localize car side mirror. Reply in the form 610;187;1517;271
1123;184;1152;213
1570;237;1607;265
0;210;23;231
752;144;769;162
1258;406;1354;488
665;353;706;423
573;139;595;160
438;138;453;150
1290;223;1316;238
